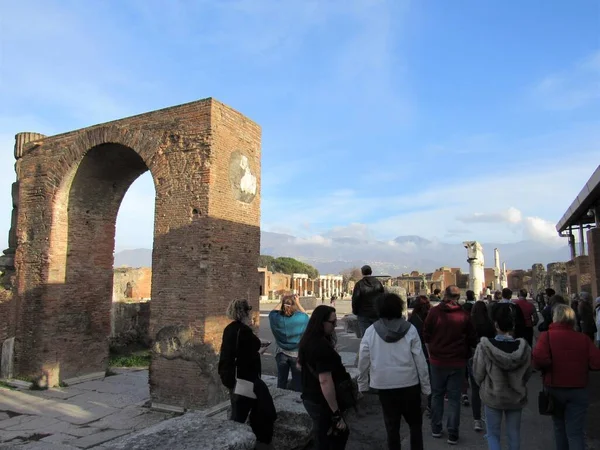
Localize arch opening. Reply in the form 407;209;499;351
49;143;153;380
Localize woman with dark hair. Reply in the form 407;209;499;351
268;294;309;391
218;299;276;449
409;295;432;413
469;301;496;432
359;293;431;450
299;305;350;449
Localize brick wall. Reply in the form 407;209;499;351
11;98;261;408
113;268;152;301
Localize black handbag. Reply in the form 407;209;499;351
538;332;555;416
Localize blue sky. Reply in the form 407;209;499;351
0;0;599;252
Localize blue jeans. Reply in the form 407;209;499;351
430;364;465;436
276;352;301;392
547;387;588;450
484;406;522;450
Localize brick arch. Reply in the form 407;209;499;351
12;99;262;409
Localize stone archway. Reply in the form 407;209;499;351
8;98;261;409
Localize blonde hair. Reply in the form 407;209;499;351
552;303;576;327
226;299;250;322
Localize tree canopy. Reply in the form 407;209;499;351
259;255;319;279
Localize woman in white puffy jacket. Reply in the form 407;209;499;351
358;292;431;450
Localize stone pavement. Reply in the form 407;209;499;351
307;373;597;450
0;368;172;449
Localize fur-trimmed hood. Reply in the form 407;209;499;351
477;337;530;371
472;337;533;410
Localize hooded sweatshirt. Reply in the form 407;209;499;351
357;318;431;395
473;337;532;410
423;301;477;367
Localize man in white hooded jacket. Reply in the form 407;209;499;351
358;292;431;450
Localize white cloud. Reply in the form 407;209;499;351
532;50;600;110
324;223;372;240
458;207;523;224
522;217;563;246
294;235;332;246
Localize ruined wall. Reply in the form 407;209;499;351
546;262;568;297
110;300;151;349
508;270;526;291
113;267;152;301
12;99;261;409
531;264;547;296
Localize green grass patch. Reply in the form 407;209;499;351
109;350;151;368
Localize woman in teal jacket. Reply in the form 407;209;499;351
268;294;309;391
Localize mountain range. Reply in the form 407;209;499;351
114;231;570;276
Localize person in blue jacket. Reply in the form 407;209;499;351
269;294;310;391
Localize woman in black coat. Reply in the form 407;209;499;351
218;299;275;448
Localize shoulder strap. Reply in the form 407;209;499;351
235;327;241;378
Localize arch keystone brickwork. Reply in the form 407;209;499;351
5;98;261;409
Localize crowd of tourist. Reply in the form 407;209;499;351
217;266;600;450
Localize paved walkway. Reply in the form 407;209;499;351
320;373;598;450
0;369;171;449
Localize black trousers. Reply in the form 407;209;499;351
230;393;273;444
378;384;423;450
303;399;349;450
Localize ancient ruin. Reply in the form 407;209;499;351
464;241;485;297
0;98;261;410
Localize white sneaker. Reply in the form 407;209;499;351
474;420;484;432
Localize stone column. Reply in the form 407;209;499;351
302;276;307;297
494;248;501;290
579;226;586;256
319;279;323;298
500;262;508;289
464;241;485;297
587;228;600;298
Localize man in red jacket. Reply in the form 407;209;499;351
423;285;477;445
513;288;538;346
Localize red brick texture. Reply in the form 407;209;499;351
11;98;261;409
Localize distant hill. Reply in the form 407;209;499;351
114;248;152;268
114;231;570;276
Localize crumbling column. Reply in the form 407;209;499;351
1;132;46;283
494;248;501;290
531;264;547;297
464;241;485;297
500;262;508;289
